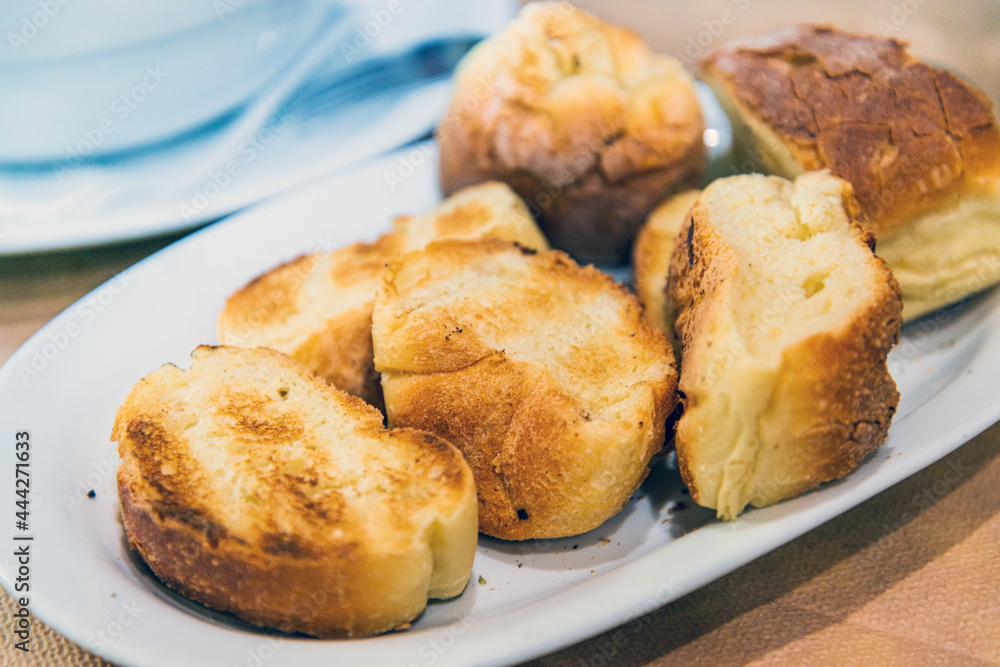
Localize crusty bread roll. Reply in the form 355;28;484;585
372;238;677;539
437;1;705;264
218;182;548;409
114;345;477;638
700;25;1000;319
633;189;701;343
668;171;901;520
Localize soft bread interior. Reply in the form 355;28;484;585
115;346;476;600
679;172;887;518
878;192;1000;319
724;176;876;356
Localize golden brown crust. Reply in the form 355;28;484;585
373;238;677;539
667;172;901;519
218;233;405;411
700;24;1000;237
437;1;705;264
119;481;432;638
290;304;382;409
217;182;548;409
114;346;477;637
633;190;702;346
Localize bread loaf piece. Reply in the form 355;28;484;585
437;1;705;264
218;182;548;409
372;238;678;539
633;189;701;342
669;171;901;519
114;345;477;637
700;25;1000;319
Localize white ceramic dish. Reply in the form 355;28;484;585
0;0;340;162
0;81;453;255
1;143;999;667
0;0;517;255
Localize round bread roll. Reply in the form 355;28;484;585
437;1;705;264
372;238;678;539
669;172;901;519
114;345;477;638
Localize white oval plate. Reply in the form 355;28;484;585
1;142;999;667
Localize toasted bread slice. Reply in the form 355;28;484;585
669;172;901;519
633;189;701;349
218;182;549;409
114;345;477;638
700;25;1000;319
372;238;677;539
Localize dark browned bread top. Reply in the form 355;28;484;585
701;24;1000;235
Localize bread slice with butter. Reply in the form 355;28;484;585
372;238;677;539
114;345;477;638
218;182;549;409
669;171;901;519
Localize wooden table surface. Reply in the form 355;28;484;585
1;232;998;667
